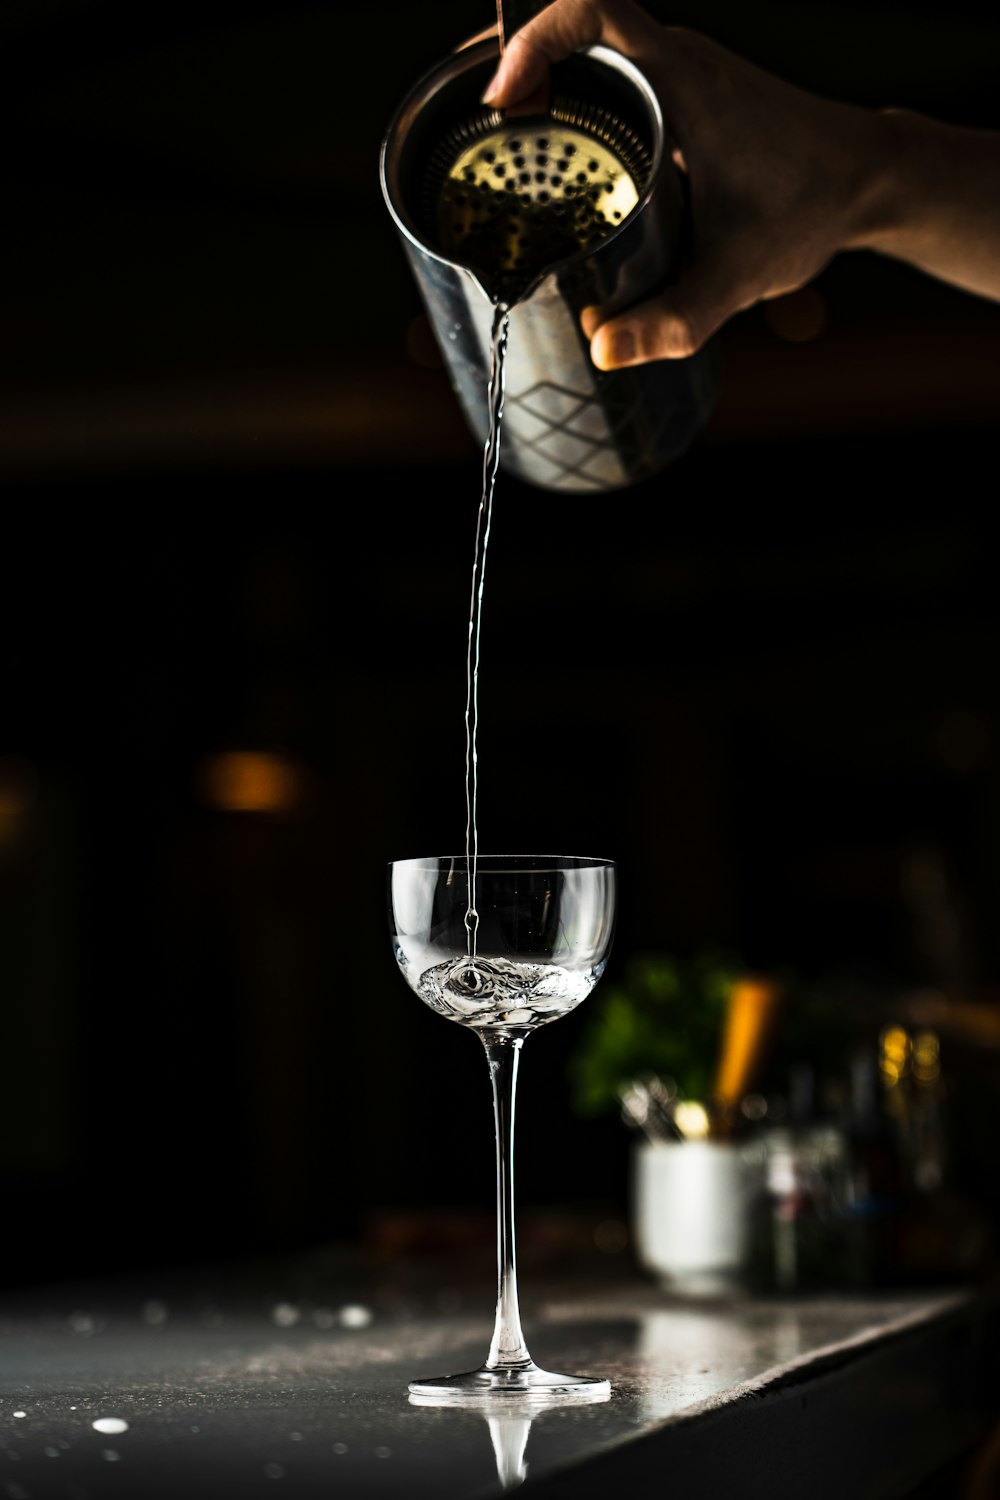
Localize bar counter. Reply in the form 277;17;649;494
2;1252;999;1498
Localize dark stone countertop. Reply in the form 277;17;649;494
1;1257;998;1499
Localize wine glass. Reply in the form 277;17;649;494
388;853;617;1401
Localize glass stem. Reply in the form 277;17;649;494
482;1035;532;1370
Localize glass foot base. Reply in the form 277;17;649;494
408;1362;611;1404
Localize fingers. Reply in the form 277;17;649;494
481;3;598;108
587;262;749;366
580;305;605;340
481;0;656;109
589;300;708;367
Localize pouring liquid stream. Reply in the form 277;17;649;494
464;299;510;964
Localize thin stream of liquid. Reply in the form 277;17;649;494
464;300;510;960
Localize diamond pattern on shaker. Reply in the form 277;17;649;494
503;371;708;490
577;447;634;487
516;451;572;488
534;429;599;468
505;379;626;490
519;384;590;426
564;401;621;441
501;407;555;445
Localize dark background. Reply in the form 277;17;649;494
2;0;999;1294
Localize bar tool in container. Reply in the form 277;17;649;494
379;13;718;493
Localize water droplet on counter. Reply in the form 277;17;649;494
101;1450;120;1463
339;1305;372;1329
332;1443;348;1455
91;1419;128;1436
271;1303;300;1328
68;1312;96;1336
263;1462;285;1479
141;1300;169;1326
374;1446;391;1459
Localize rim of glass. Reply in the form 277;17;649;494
388;855;616;867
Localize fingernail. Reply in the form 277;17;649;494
608;327;636;366
481;72;502;105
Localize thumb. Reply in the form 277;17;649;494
481;0;660;110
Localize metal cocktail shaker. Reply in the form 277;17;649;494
379;35;718;493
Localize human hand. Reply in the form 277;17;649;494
480;0;886;369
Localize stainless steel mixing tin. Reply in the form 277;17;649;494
380;37;718;493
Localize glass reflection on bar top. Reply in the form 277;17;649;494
0;1261;980;1499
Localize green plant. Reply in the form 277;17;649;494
567;951;744;1118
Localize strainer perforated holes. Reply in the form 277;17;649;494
422;99;653;299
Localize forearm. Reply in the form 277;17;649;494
851;108;1000;301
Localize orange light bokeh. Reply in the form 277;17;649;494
196;751;301;813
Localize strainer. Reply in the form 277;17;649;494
422;100;652;304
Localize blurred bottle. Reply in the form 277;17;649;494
876;1015;994;1284
744;1065;853;1295
840;1044;907;1286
